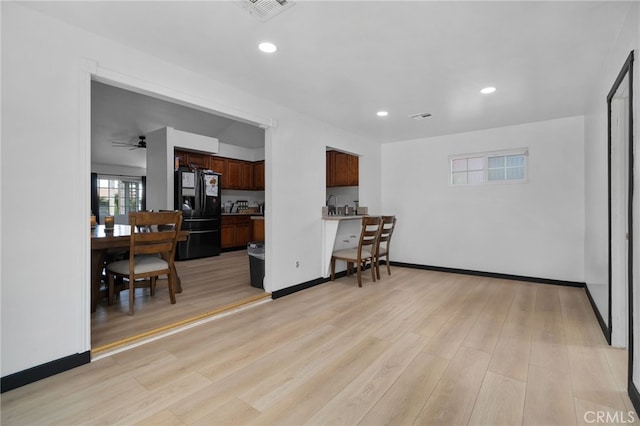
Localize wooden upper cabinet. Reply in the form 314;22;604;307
175;149;189;167
333;152;350;186
254;161;265;190
226;159;243;189
326;151;335;187
174;151;263;191
185;152;208;169
241;162;253;190
326;150;358;187
175;149;208;169
348;154;359;186
209;157;226;176
226;160;254;190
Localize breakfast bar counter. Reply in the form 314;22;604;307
321;215;367;277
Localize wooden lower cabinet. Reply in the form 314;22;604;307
252;218;265;242
221;222;235;248
221;215;253;249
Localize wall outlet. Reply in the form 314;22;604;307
296;261;300;268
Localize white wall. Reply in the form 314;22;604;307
91;163;146;177
216;142;264;162
145;127;170;211
381;116;585;282
1;3;379;377
146;127;220;211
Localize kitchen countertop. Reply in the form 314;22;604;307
322;215;367;221
222;213;263;216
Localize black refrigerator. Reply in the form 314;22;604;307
174;167;222;260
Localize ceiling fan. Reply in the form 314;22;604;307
112;135;147;150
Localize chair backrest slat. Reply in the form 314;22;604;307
359;216;382;251
128;211;183;272
376;215;396;254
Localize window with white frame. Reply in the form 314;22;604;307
451;156;485;185
97;175;144;218
450;149;528;185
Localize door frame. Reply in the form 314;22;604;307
608;51;635;348
79;60;274;352
606;50;634;391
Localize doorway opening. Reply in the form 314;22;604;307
89;77;270;353
605;52;634;400
609;62;632;349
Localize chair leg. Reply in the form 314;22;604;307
347;262;353;276
375;257;381;280
370;259;376;282
129;278;135;316
150;276;156;296
356;262;362;287
167;269;176;305
386;255;391;276
331;257;336;281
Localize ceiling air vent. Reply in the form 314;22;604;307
240;0;295;22
409;112;432;120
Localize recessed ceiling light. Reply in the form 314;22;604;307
376;111;389;117
480;86;496;94
258;42;277;53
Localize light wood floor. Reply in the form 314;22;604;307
92;250;268;349
4;267;638;425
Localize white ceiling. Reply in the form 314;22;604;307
25;1;633;149
91;81;265;169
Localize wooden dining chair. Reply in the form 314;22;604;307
331;216;382;287
106;210;183;316
375;215;397;279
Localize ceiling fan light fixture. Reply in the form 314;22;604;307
111;135;147;150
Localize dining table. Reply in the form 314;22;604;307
90;224;189;312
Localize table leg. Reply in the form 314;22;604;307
174;270;183;293
91;249;106;312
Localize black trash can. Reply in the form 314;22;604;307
247;241;265;289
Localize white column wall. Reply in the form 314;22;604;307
381;116;586;282
0;3;379;377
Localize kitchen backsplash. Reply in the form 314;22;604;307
325;186;359;209
221;189;264;211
